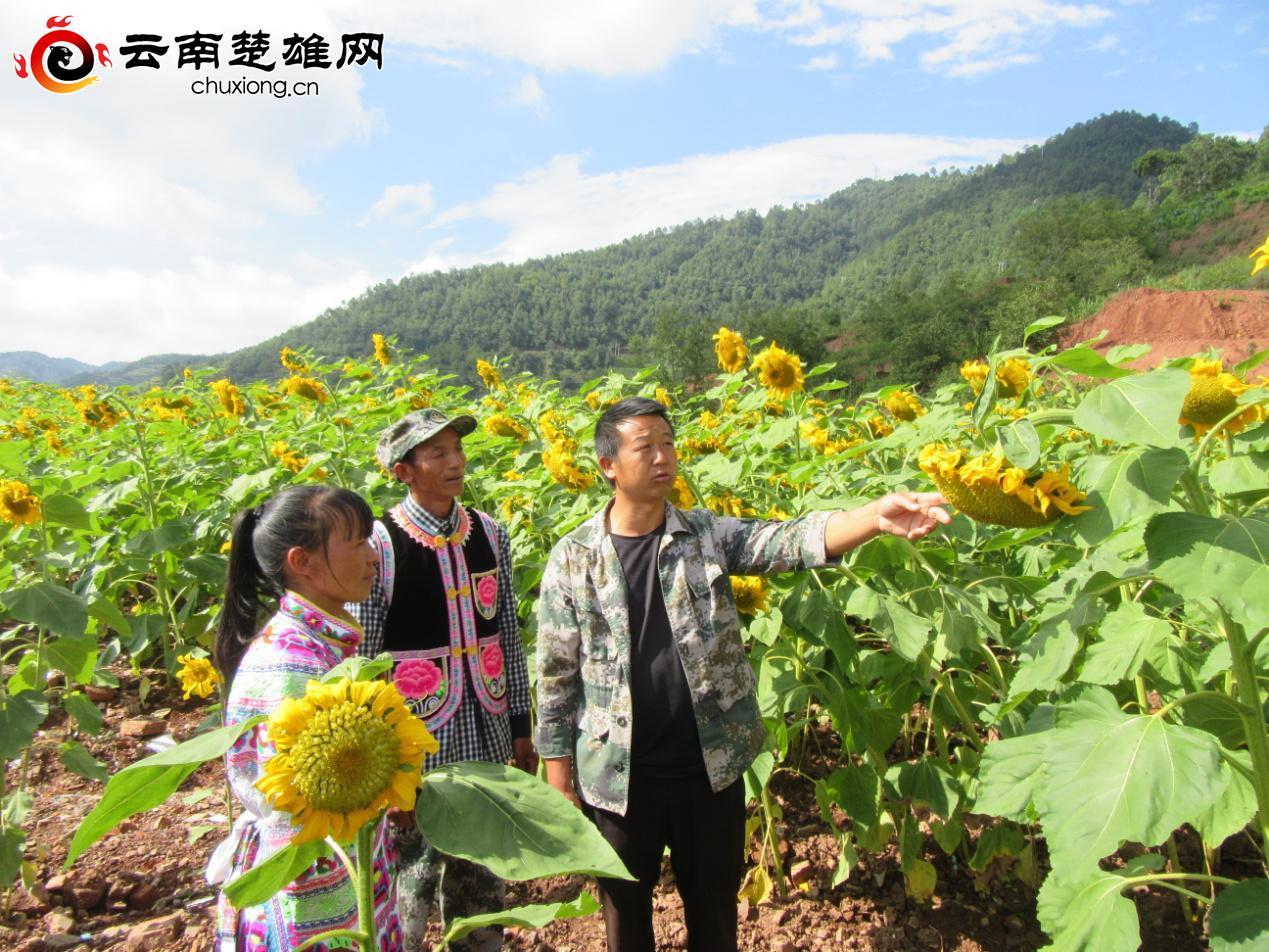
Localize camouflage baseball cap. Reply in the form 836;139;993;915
376;408;477;469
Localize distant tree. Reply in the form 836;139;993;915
1132;148;1179;206
1162;135;1256;198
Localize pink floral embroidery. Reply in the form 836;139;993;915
303;611;323;629
395;659;442;699
475;575;497;613
481;643;504;679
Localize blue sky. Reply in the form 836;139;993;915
1;0;1264;364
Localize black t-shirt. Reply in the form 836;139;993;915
610;522;706;779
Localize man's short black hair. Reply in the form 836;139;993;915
594;396;674;463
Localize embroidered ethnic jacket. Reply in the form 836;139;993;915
534;502;835;814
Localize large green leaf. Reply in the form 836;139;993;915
1072;368;1190;448
125;519;192;557
0;791;33;888
443;891;600;945
1009;595;1103;698
1073;447;1187;543
1209;453;1269;499
845;588;931;661
415;762;633;881
66;715;265;866
886;760;961;819
0;692;48;761
974;731;1050;822
818;765;881;830
1047;346;1134;379
1191;753;1258;845
1145;513;1269;631
59;741;107;782
1036;856;1162;952
62;691;105;735
1038;687;1225;876
999;419;1041;471
47;638;97;685
1077;602;1172;685
1209;878;1269;952
41;494;94;531
2;582;89;638
222;840;328;909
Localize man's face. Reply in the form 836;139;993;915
600;414;677;503
393;426;466;512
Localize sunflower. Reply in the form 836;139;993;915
750;344;805;401
476;359;502;390
713;327;748;374
654;387;672;408
883;390;926;422
176;653;222;699
668;474;695;509
72;387;121;430
281;376;329;403
543;444;595;492
960;360;991;394
271;441;309;473
256;678;438;845
1251;233;1269;276
706;493;749;518
996;358;1031;398
698;410;722;430
730;576;770;616
484;413;529;442
919;444;1090;527
372;333;391;368
0;479;42;526
279;347;308;373
1179;358;1260;437
865;415;894;439
211;379;246;417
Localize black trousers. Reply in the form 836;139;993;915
586;771;746;952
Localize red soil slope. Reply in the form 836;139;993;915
1059;287;1269;370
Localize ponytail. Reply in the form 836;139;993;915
214;485;374;685
214;506;271;683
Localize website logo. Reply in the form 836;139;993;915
14;15;111;95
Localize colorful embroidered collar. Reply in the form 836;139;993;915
392;496;471;549
277;590;364;653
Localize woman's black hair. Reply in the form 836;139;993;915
214;484;373;683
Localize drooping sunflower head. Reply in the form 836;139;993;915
960;360;990;394
476;359;502;390
883;390;926;422
484;413;529;442
1250;233;1269;276
750;344;805;401
176;653;222;699
211;379;246;417
713;327;748;374
0;479;42;526
918;442;1090;528
256;678;438;845
279;347;308;373
372;333;392;368
995;358;1031;398
730;575;769;616
654;387;673;408
543;443;595;492
667;473;695;509
1178;358;1259;437
280;376;329;403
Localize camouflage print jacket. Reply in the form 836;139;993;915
534;501;836;815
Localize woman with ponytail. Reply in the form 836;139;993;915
209;484;405;951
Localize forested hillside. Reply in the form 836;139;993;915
210;111;1223;388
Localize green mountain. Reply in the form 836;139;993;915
216;111;1198;388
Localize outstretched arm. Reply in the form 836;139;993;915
823;492;951;557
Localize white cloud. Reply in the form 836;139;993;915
1090;33;1119;52
1185;4;1219;23
362;184;437;225
414;132;1031;271
512;74;548;113
799;53;840;70
0;256;375;363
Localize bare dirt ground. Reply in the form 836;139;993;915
2;669;1223;952
1059;287;1269;370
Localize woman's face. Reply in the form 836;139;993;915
292;524;377;614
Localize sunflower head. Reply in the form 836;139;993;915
668;474;695;509
730;576;769;616
476;359;502;390
750;344;805;401
211;379;246;417
713;327;748;374
281;376;328;403
918;442;1090;527
176;653;222;699
996;358;1031;398
883;390;926;422
1250;233;1269;276
372;333;392;368
1178;358;1259;436
279;347;308;373
0;479;42;526
960;360;990;394
484;413;529;441
256;678;438;845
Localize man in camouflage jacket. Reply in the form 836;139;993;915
535;396;950;951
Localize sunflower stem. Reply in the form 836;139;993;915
356;821;378;952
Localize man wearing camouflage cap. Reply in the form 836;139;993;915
349;408;537;951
